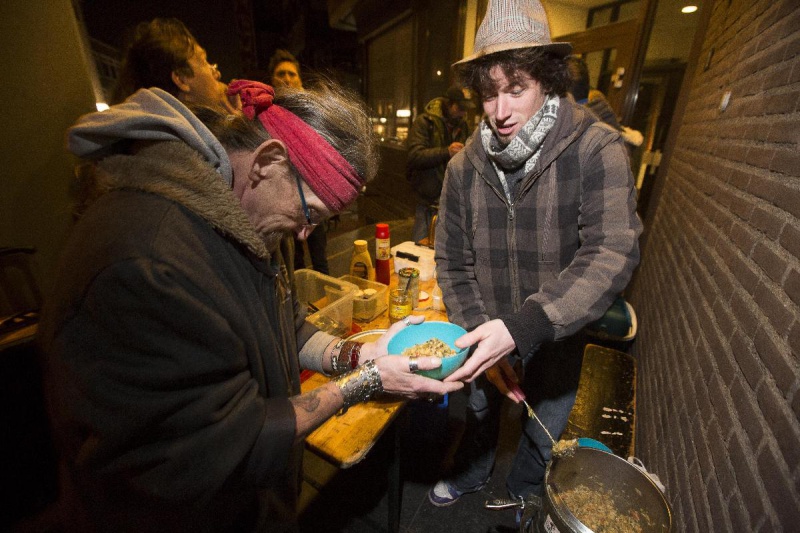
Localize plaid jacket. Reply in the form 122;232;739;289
434;98;642;359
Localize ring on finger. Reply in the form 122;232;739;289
403;316;411;327
408;356;419;373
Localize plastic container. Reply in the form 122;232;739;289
294;269;358;336
339;274;389;322
350;239;375;281
391;241;436;280
375;223;391;286
307;296;355;337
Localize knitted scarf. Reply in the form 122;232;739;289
480;94;559;200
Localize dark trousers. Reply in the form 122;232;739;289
446;334;586;499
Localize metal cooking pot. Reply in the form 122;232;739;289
535;448;671;532
489;447;672;533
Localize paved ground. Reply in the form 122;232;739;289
299;388;526;533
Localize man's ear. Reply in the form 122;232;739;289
249;139;289;183
170;71;192;94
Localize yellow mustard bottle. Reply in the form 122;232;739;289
349;239;375;281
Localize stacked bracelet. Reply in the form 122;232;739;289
330;339;347;375
330;340;364;375
333;359;383;410
344;341;363;369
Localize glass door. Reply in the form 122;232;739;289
545;0;701;218
555;18;640;120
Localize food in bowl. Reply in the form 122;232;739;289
387;321;469;380
401;338;456;358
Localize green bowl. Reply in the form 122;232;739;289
387;321;468;380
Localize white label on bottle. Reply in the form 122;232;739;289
352;262;368;278
376;238;390;260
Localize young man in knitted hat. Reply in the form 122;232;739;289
430;0;642;511
406;85;475;242
40;80;462;531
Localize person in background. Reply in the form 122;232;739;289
268;48;330;274
268;48;304;90
406;86;474;243
566;55;644;148
41;79;462;532
110;17;239;113
429;0;642;516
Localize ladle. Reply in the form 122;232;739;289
499;371;578;458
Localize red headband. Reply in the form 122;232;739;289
227;80;362;212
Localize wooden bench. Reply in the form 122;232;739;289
562;343;637;457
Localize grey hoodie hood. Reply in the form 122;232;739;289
67;88;233;186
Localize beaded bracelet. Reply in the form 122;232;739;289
332;359;383;411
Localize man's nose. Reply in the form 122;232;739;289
495;96;511;121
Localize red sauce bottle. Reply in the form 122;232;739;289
375;223;391;286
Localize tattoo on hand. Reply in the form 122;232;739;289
292;389;322;413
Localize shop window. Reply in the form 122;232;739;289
366;17;413;146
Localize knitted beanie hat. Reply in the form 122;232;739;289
455;0;572;65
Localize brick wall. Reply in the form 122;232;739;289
628;0;799;530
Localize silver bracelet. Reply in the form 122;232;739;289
329;338;347;375
332;359;383;411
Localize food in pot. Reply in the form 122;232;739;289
401;338;456;358
560;484;652;533
552;438;579;458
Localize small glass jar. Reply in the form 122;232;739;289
388;289;412;324
397;267;420;309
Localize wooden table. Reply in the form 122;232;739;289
301;273;447;531
302;275;446;466
0;323;37;352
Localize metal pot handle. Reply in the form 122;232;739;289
485;495;542;533
484;494;542;511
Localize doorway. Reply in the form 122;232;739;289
545;0;701;218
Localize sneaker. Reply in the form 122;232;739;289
427;480;463;507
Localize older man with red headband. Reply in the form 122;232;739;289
40;79;462;532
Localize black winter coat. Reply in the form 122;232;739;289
40;142;316;532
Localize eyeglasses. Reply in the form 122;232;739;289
293;172;319;228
